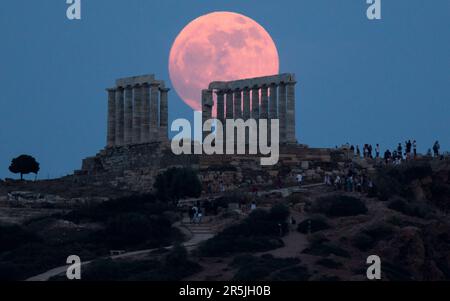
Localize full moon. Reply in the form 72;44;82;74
169;11;279;111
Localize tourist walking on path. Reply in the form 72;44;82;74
296;173;303;187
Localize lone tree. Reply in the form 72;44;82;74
8;155;40;180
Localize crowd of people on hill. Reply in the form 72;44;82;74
346;140;443;165
324;167;374;195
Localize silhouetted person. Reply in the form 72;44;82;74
413;140;417;158
397;143;403;160
356;146;361;158
368;144;373;159
406;140;412;155
384;149;392;164
433;141;440;157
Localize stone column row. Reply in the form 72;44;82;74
106;84;170;147
202;81;297;144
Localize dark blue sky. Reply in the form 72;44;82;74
1;0;449;179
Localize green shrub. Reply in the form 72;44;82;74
199;205;290;257
297;215;330;234
302;241;350;258
388;198;433;219
66;194;171;223
375;162;433;201
315;258;343;269
352;223;395;251
231;254;300;281
0;223;39;253
352;233;375;251
270;266;310;281
102;212;175;248
154;167;202;201
312;195;368;217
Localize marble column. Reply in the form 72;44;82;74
251;86;260;120
106;88;116;147
141;83;150;143
132;84;142;144
124;85;133;145
260;85;269;120
269;83;278;119
243;87;251;120
225;90;234;120
234;89;242;119
201;89;213;141
115;87;124;146
286;81;297;143
216;90;225;123
278;83;287;144
159;87;170;141
150;82;159;141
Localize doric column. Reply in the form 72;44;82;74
216;90;225;123
140;83;150;143
243;87;251;120
260;85;269;120
225;90;234;119
278;83;287;144
150;82;160;141
251;86;260;120
159;87;170;141
286;81;297;143
124;85;133;145
201;89;213;141
132;84;142;144
115;87;124;146
234;89;242;119
106;88;116;147
201;90;213;123
269;83;278;119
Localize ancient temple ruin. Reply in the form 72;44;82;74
77;72;348;194
105;74;170;147
201;73;297;145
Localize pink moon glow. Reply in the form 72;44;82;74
169;11;279;111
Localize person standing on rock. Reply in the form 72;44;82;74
397;143;403;160
356;145;361;158
384;149;392;165
406;140;412;156
433;141;440;157
376;144;380;158
413;140;417;158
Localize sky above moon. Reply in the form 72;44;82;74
169;11;279;111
